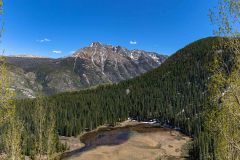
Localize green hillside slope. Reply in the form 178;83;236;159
16;37;240;159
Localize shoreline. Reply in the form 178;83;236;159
59;120;191;160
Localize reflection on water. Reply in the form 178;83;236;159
62;128;135;159
87;130;131;147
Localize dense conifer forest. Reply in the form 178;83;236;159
15;37;240;159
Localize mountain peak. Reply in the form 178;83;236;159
72;42;166;64
90;42;103;47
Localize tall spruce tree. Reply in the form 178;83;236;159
33;95;60;159
4;116;24;160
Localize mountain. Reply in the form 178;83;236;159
6;42;167;98
16;37;240;159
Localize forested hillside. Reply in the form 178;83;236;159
16;37;240;159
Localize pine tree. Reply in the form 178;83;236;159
34;95;47;159
4;116;24;160
33;95;60;159
46;107;58;159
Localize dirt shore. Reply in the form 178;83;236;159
62;121;191;160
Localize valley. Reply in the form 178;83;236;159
15;37;240;159
0;0;239;159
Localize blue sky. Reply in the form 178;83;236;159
2;0;218;58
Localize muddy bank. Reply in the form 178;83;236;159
62;122;191;160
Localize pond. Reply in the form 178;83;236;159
62;122;191;160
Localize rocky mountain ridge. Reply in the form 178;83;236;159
6;42;167;98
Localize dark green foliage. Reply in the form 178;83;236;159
15;97;67;157
16;37;238;159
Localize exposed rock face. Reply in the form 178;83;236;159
6;42;167;98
